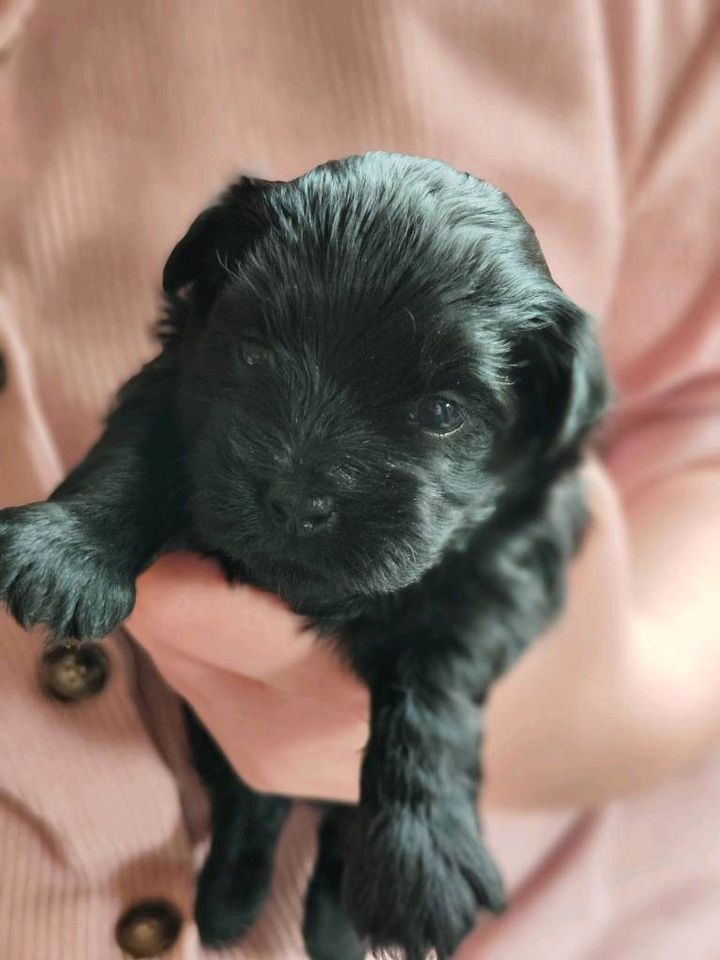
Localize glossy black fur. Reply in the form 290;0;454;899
0;154;609;959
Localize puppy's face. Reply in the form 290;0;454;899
163;154;607;610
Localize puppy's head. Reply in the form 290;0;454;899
162;153;608;611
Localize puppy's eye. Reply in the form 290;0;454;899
412;396;464;435
240;342;274;367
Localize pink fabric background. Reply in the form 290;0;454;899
0;1;718;957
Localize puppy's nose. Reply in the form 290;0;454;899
268;482;336;536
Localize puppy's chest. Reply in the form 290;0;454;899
328;502;576;687
323;572;522;687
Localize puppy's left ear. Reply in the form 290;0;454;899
512;292;610;465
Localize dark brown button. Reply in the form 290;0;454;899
0;350;6;391
38;643;110;702
116;900;183;958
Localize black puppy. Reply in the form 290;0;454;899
0;153;608;960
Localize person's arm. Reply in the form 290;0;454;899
484;458;720;808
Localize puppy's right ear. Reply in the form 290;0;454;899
162;175;274;301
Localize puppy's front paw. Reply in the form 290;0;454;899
344;801;505;960
0;502;136;640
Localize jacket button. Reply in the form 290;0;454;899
115;900;183;958
38;644;110;702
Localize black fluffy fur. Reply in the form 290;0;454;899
0;153;609;959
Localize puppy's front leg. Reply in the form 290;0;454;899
0;354;183;640
344;644;504;960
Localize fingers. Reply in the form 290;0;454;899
128;550;367;699
147;645;366;802
128;551;310;670
127;549;368;799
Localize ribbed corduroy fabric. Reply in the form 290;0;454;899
0;2;719;958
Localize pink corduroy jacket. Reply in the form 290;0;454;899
1;2;719;958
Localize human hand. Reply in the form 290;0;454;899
128;550;370;802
